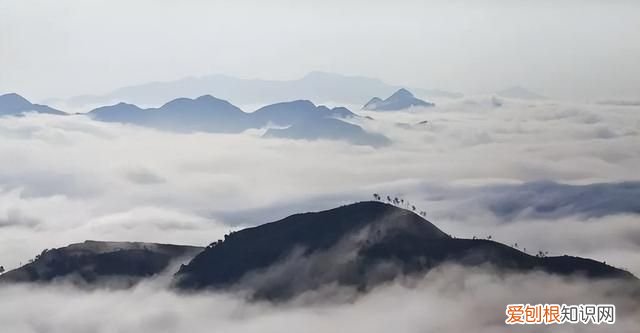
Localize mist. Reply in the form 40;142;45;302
1;264;638;333
2;0;640;101
0;97;638;275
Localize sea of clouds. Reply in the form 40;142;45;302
0;96;638;331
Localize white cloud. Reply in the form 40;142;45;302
0;97;639;331
0;100;638;271
0;265;638;333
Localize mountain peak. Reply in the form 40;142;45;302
174;201;450;292
0;93;32;109
195;94;223;103
0;92;29;102
160;95;239;111
390;88;415;99
174;201;634;299
0;93;65;116
363;89;434;111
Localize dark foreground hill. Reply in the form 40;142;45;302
174;201;635;299
0;241;202;288
1;203;635;298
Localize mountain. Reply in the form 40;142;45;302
89;96;389;146
249;100;357;127
1;203;634;298
0;93;66;116
363;88;435;111
251;100;387;146
0;241;202;288
66;72;462;108
90;95;248;133
264;118;391;147
496;86;546;100
174;201;635;300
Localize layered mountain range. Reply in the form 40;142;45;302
88;97;390;146
0;93;389;146
62;71;463;107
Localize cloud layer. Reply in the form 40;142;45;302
0;97;638;331
1;265;638;333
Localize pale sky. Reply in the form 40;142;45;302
1;0;639;101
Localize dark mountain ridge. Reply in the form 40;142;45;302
0;240;202;288
1;203;634;299
174;201;635;299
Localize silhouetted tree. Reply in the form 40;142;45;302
0;266;4;274
412;205;416;211
487;235;492;240
34;248;49;261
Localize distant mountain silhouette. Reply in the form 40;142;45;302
249;100;357;127
264;118;391;147
496;86;546;100
89;96;389;146
0;241;202;288
0;93;65;116
363;88;435;111
66;72;462;107
91;95;248;133
174;201;635;299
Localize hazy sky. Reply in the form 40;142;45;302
1;0;639;101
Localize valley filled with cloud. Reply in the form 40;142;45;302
0;96;639;331
2;0;640;331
